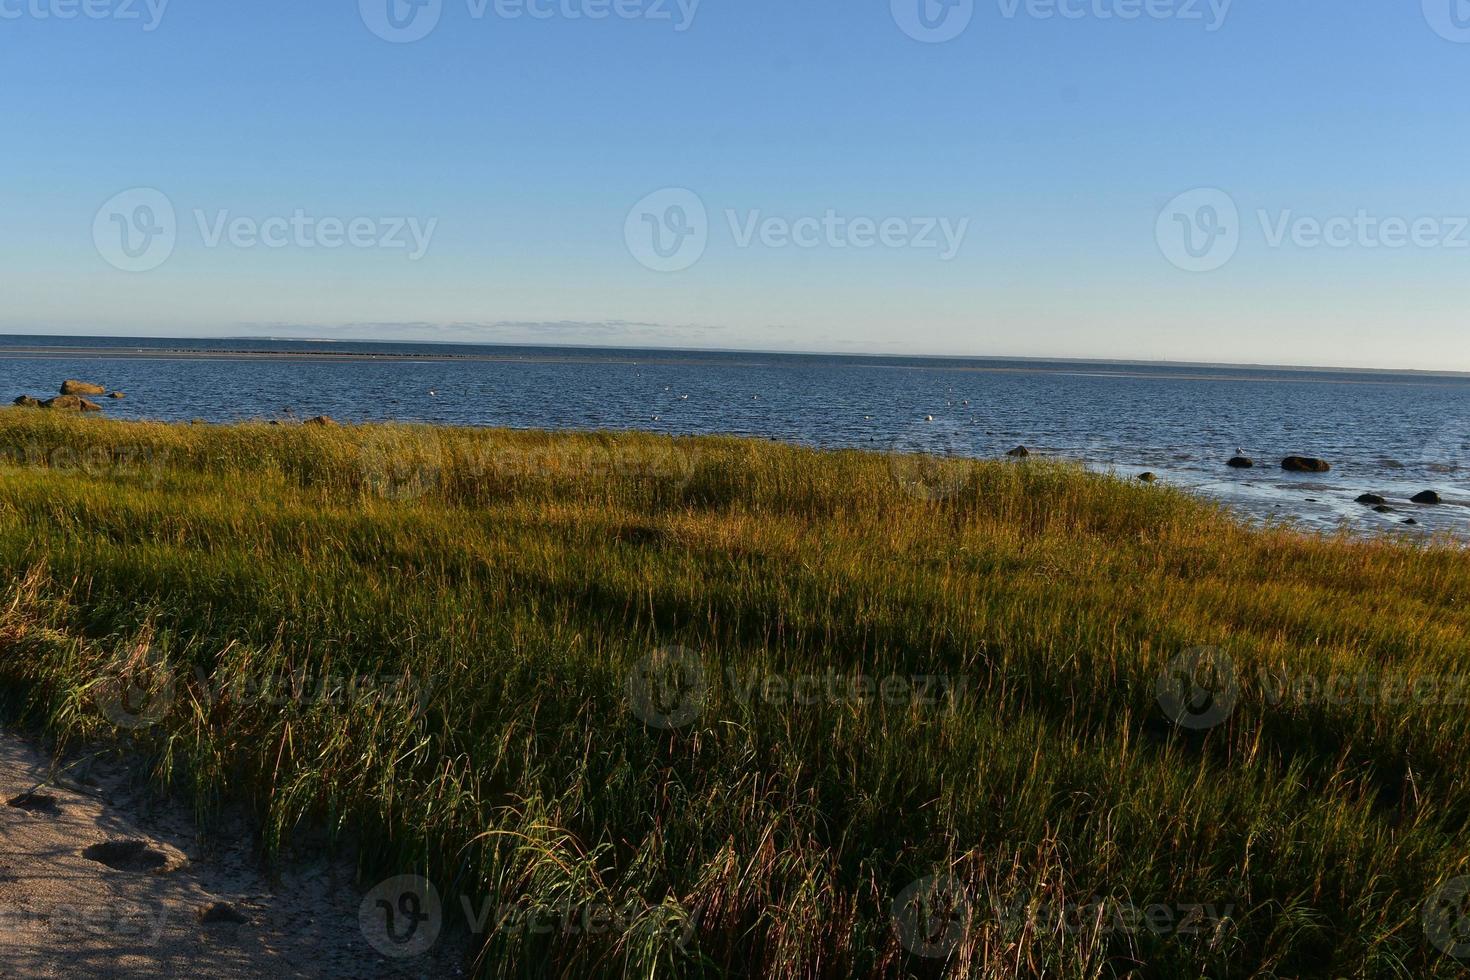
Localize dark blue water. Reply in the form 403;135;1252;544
3;336;1468;536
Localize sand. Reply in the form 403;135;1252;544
0;730;465;979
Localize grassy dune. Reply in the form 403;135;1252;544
1;409;1468;977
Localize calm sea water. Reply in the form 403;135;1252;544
3;336;1468;537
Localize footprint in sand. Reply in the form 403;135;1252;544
198;901;253;926
6;793;61;816
82;839;170;873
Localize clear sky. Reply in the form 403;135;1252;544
4;0;1469;369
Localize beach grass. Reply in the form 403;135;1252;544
0;408;1468;977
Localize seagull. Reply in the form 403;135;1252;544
429;390;438;397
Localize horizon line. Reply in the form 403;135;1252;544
2;331;1468;380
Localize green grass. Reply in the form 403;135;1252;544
1;409;1468;977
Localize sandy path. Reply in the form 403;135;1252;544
0;730;465;979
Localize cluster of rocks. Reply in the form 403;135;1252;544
1354;490;1442;525
1010;446;1451;520
1229;454;1446;524
1226;454;1333;472
12;380;123;412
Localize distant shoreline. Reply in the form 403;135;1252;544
3;340;1468;387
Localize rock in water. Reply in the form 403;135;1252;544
41;395;101;412
304;416;338;427
1006;446;1030;458
1281;456;1331;473
1373;505;1394;513
12;395;41;408
1227;456;1254;469
108;392;125;399
59;380;106;396
1355;493;1387;505
1138;472;1157;482
1412;490;1442;505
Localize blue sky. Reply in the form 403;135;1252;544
3;0;1469;369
